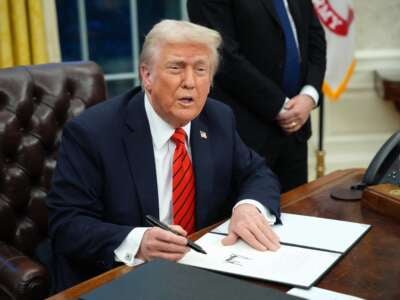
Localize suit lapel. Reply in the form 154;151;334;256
122;91;159;219
121;92;215;226
259;0;280;25
190;115;213;228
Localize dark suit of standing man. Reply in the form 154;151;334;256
188;0;326;192
47;20;281;292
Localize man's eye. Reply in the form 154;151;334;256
196;66;207;72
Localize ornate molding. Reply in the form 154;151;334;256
374;70;400;112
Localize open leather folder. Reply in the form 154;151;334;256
80;259;300;300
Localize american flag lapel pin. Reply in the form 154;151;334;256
200;130;207;139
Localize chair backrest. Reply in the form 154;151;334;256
0;61;107;298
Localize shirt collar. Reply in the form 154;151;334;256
144;92;191;149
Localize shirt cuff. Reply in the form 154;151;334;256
114;227;148;266
234;199;277;225
300;85;319;107
279;97;291;114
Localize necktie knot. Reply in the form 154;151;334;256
171;128;186;145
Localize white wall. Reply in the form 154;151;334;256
308;0;400;180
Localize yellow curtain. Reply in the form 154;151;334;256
42;0;61;63
0;0;14;66
0;0;60;68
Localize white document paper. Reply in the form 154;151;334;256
287;287;365;300
212;213;371;253
179;233;341;288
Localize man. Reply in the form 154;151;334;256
187;0;327;192
47;20;281;292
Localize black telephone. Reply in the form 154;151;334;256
362;130;400;186
331;131;400;201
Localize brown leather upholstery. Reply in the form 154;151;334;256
0;61;107;300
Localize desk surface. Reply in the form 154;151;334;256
47;169;400;300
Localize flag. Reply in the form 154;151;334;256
312;0;356;101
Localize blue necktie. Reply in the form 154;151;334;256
272;0;300;97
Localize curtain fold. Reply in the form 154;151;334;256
42;0;61;63
0;0;60;68
0;0;14;67
28;0;47;64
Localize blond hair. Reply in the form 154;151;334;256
140;19;222;77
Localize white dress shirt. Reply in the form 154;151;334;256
114;93;276;266
279;0;319;113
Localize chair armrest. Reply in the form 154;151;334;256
0;242;48;300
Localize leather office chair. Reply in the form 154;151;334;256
0;61;107;300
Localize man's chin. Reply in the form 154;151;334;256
170;114;199;128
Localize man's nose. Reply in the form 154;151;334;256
182;68;195;89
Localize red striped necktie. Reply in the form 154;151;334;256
171;128;196;234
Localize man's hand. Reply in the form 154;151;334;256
276;94;315;134
222;204;280;251
136;225;189;261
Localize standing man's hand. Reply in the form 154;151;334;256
276;94;315;134
222;203;280;251
136;225;189;261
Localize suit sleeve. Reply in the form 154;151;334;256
229;111;282;221
187;0;286;122
47;120;132;270
304;0;326;100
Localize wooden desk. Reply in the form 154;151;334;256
47;169;400;300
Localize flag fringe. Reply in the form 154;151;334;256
323;59;357;101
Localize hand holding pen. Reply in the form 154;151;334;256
135;215;207;262
145;215;207;254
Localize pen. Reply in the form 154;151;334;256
145;215;207;255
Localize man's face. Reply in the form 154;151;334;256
140;42;212;128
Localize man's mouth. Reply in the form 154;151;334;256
178;97;194;105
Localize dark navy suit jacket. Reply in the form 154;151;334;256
188;0;326;152
47;88;281;291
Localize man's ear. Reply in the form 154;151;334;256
140;64;152;91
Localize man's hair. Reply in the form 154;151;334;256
139;19;222;77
